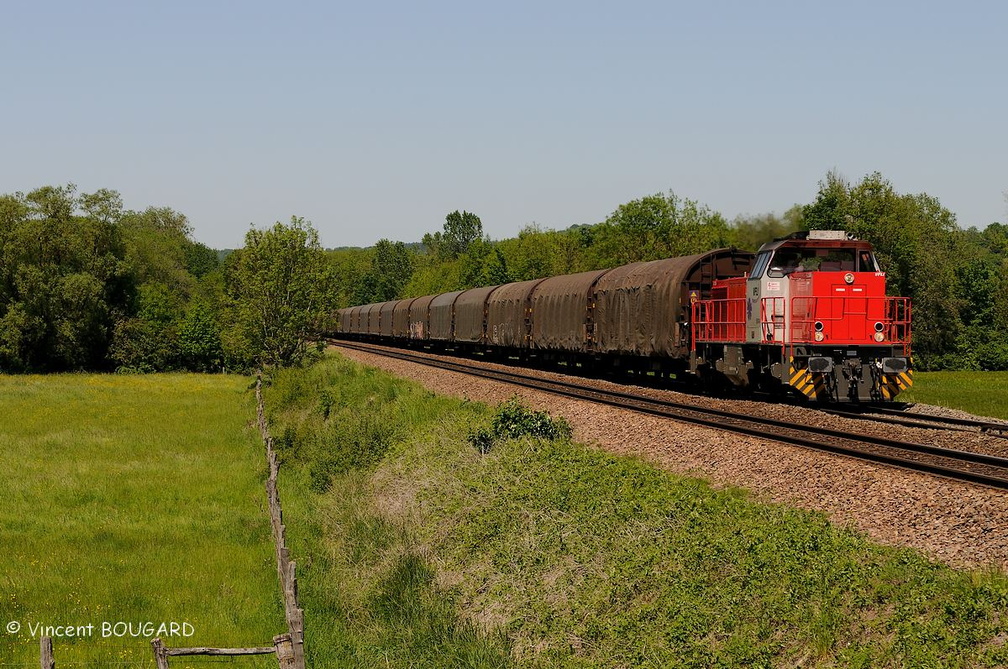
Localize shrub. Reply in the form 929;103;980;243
468;397;572;453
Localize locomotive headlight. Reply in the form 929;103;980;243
874;331;885;342
844;272;855;284
814;331;825;342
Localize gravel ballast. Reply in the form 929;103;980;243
335;345;1008;571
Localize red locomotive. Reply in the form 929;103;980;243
335;230;912;403
691;230;911;401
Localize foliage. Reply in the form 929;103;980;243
468;397;573;453
949;223;1008;370
329;247;373;308
424;210;484;260
0;184;228;373
119;206;197;294
224;216;332;368
0;185;130;371
114;205;225;372
400;194;737;297
591;190;731;265
352;238;414;304
176;301;224;371
109;313;176;373
729;207;804;251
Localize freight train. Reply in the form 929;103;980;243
334;231;913;402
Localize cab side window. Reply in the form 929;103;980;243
858;251;879;272
750;251;771;279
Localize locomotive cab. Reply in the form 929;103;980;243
691;230;912;402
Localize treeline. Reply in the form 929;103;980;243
3;174;1005;373
340;173;1008;371
332;194;783;308
0;185;332;373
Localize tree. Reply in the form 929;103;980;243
328;247;372;307
593;191;730;266
424;210;483;260
355;238;414;303
0;184;130;371
177;301;223;372
803;172;963;367
224;217;330;368
501;225;553;281
953;223;1008;370
459;238;510;288
119;207;195;292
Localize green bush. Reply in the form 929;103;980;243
308;416;397;492
468;397;572;453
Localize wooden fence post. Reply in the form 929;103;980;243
150;638;171;669
274;634;296;669
39;636;54;669
258;374;307;669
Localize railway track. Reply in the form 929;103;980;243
822;405;1008;437
332;340;1008;491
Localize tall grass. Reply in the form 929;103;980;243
0;374;282;667
267;354;1008;668
268;358;513;667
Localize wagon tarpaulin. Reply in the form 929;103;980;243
453;286;500;343
593;250;753;357
530;269;612;352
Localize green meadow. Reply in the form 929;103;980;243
900;371;1008;420
265;354;1008;668
0;374;282;668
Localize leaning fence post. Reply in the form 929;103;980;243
39;636;54;669
274;633;296;669
150;637;171;669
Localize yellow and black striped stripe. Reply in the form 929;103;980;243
879;369;913;400
788;359;829;400
788;357;913;401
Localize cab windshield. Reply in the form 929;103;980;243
767;247;876;277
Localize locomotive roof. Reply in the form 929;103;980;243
758;230;874;254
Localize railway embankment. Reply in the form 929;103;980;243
263;352;1008;667
336;344;1008;569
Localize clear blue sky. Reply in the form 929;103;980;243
3;1;1005;249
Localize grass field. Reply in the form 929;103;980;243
266;354;1008;668
0;374;282;668
899;371;1008;420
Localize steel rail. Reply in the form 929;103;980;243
332;340;1008;490
821;406;1008;438
862;405;1008;432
